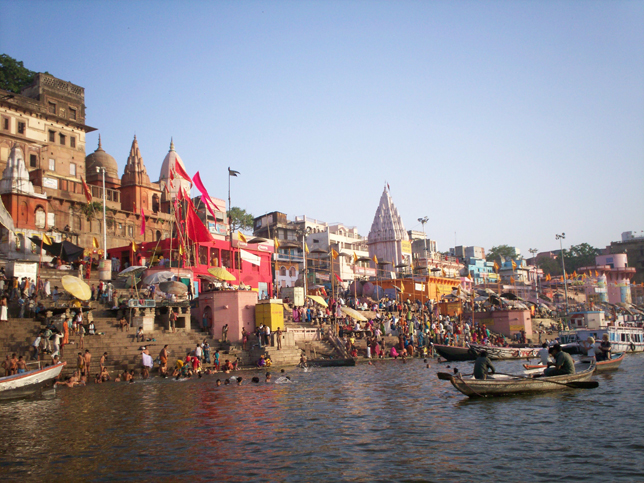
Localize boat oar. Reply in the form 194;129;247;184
495;372;598;389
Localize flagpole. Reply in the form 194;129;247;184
97;167;107;261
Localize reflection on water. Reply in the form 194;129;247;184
1;355;643;482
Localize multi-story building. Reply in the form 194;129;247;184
608;231;644;284
0;72;211;262
579;253;636;304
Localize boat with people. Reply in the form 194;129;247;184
437;361;597;398
559;327;644;354
523;352;625;374
0;361;66;400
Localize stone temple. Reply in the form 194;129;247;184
367;187;411;269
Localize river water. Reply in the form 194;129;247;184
1;354;643;482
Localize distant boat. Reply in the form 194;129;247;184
559;327;644;354
468;343;541;360
523;352;625;374
0;362;66;400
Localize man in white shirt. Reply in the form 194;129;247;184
538;343;551;365
194;344;203;362
141;349;154;378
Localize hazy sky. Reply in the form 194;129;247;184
2;1;643;255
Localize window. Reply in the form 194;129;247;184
2;117;8;130
59;134;65;145
49;131;55;142
48;102;56;114
29;154;37;168
127;225;133;237
15;234;24;252
70;163;76;177
69;108;77;120
18;122;25;134
70;136;76;148
47;212;55;228
49;159;55;171
35;208;46;229
289;267;297;278
280;266;287;276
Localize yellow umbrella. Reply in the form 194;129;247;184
61;275;92;301
341;306;368;322
307;295;328;307
207;266;236;281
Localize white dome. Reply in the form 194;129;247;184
158;139;191;198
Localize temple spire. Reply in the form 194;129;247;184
98;134;102;150
170;137;175;151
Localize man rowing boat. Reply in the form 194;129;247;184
473;351;496;380
543;344;575;376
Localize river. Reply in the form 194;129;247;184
1;354;643;482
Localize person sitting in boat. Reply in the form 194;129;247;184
473;351;496;380
596;334;611;362
580;337;596;360
538;343;552;366
544;345;575;376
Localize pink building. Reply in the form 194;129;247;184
579;253;635;304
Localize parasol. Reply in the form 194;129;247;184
395;263;410;269
310;248;327;255
357;256;372;263
247;237;269;244
207;266;236;281
118;266;147;278
159;281;188;295
61;276;91;301
341;306;368;321
142;271;175;285
307;295;328;307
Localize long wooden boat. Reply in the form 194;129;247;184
438;361;596;398
468;343;541;360
0;362;66;400
523;352;625;374
434;344;477;361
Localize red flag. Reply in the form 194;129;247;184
140;208;145;236
335;274;342;284
174;159;192;185
169;170;175;181
81;176;92;203
193;171;224;213
186;208;213;243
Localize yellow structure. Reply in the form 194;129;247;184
377;276;460;302
255;300;284;331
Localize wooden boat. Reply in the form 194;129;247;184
434;344;477;361
0;362;66;400
468;343;541;360
523;352;625;374
438;361;596;398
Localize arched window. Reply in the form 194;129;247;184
289;267;296;278
15;233;24;252
279;266;287;276
156;230;161;241
152;194;160;214
19;202;29;225
35;207;46;228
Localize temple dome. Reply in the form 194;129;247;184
86;136;119;180
158;139;191;197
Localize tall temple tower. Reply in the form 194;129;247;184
367;187;411;268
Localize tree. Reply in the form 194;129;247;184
486;245;519;263
0;54;38;93
537;257;562;276
227;207;254;234
563;243;599;274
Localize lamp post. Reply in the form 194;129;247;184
418;216;429;260
556;233;569;314
96;167;107;260
296;226;309;297
529;248;538;303
227;167;240;244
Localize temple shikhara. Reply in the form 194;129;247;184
367;186;412;269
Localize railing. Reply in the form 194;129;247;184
288;327;322;341
91;185;120;203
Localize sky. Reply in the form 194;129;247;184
1;1;643;256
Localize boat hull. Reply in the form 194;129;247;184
523;352;625;374
0;362;65;400
469;343;541;360
434;345;476;361
441;363;595;398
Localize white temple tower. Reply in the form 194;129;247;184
367;187;411;268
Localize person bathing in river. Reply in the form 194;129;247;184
473;351;496;380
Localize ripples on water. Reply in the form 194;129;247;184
1;355;643;482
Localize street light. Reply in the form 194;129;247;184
96;167;107;260
529;248;538;303
555;233;569;314
418;216;429;260
296;226;309;296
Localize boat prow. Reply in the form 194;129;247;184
0;362;66;401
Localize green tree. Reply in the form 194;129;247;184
0;54;38;93
563;243;599;274
537;256;562;276
227;207;254;234
486;245;519;263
